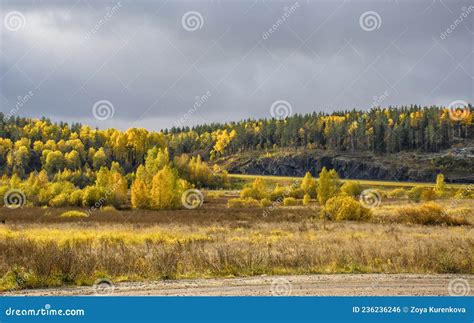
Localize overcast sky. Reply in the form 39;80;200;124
0;0;472;131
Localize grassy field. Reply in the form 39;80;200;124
228;173;471;189
0;193;472;291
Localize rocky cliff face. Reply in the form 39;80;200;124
224;152;474;183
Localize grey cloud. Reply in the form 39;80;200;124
0;0;472;130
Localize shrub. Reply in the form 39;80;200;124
434;173;447;198
407;186;424;202
454;188;474;199
303;194;311;205
240;178;268;200
82;186;106;207
260;198;272;207
49;193;69;207
289;187;305;199
0;185;9;206
68;190;83;206
283;197;298;206
387;188;407;199
341;181;363;197
321;195;372;221
101;205;117;212
227;198;260;208
421;188;437;201
59;210;89;218
395;202;468;226
300;172;317;198
269;185;287;201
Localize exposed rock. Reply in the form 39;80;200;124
224;151;474;183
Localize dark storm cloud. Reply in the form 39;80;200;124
0;0;472;130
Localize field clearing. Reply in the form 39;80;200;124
0;196;473;293
228;174;471;189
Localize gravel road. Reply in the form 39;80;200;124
5;274;473;296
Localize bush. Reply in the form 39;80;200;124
49;193;69;207
341;181;363;197
0;185;9;206
227;198;260;208
321;195;372;222
303;194;311;205
82;186;106;207
283;197;298;206
288;187;305;199
407;186;424;202
454;188;474;199
101;205;117;212
68;190;83;206
240;178;268;200
395;202;468;226
269;185;287;201
260;198;272;207
59;210;89;218
387;188;407;199
420;188;437;201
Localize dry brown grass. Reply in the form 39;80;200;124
0;196;472;290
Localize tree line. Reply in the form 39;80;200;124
0;105;472;181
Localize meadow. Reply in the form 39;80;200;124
0;187;472;291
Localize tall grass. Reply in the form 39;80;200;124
1;222;472;290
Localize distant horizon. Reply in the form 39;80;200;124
3;102;473;133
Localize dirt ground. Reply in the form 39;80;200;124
5;274;473;296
